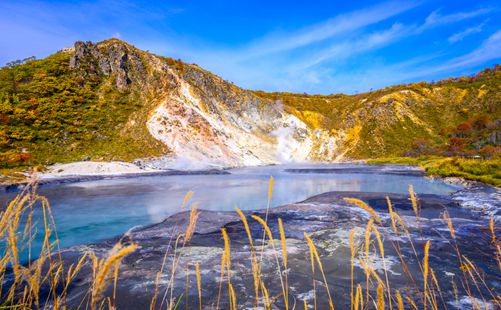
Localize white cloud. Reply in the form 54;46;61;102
442;30;501;69
448;21;487;43
330;30;501;92
289;22;408;71
233;0;420;60
423;8;492;28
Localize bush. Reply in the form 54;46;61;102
479;145;499;159
456;121;472;133
447;137;465;154
473;115;492;130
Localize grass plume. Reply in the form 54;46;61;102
344;198;382;224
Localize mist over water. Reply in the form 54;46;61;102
1;164;463;262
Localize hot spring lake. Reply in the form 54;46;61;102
1;163;476;262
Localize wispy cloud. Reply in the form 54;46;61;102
441;29;501;70
297;6;496;70
448;20;487;43
330;29;501;92
422;8;493;28
289;23;408;71
234;1;420;59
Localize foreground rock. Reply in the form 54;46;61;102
52;190;500;309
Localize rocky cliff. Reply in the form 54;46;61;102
66;39;338;167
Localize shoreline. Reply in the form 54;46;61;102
1;168;230;192
3;158;495;193
0;160;361;191
1;160;233;192
366;156;501;188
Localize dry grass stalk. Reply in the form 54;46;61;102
377;283;385;309
349;229;357;310
216;228;232;309
373;226;392;309
181;191;193;210
164;234;184;309
409;185;419;218
278;218;289;309
443;211;456;240
452;279;459;308
442;210;476;303
396;290;404;310
307;230;317;309
185;205;200;242
268;175;274;203
354;284;363;310
423;240;430;310
385;209;425;302
151;191;196;310
222;228;231;282
461;255;498;307
236;208;254;250
364;217;374;304
229;282;237;310
90;242;138;310
252;215;288;309
407;296;418;310
260;279;270;308
392;211;424;272
161;204;200;309
343;198;382;224
490;216;497;243
235;207;261;307
304;232;334;310
386;196;398;235
216;238;227;309
497;244;501;272
429;268;446;309
195;262;202;310
257;176;275;300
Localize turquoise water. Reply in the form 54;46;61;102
0;164;462;262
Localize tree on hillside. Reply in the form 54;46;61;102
404;138;433;156
456;122;472;136
472;115;492;130
479;145;499;159
447;137;465;155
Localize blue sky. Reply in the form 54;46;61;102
0;0;500;94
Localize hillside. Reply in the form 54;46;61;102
254;69;501;159
1;39;500;171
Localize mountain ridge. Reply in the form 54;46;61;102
1;38;500;170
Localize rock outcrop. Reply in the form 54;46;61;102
70;40;147;90
69;39;337;167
